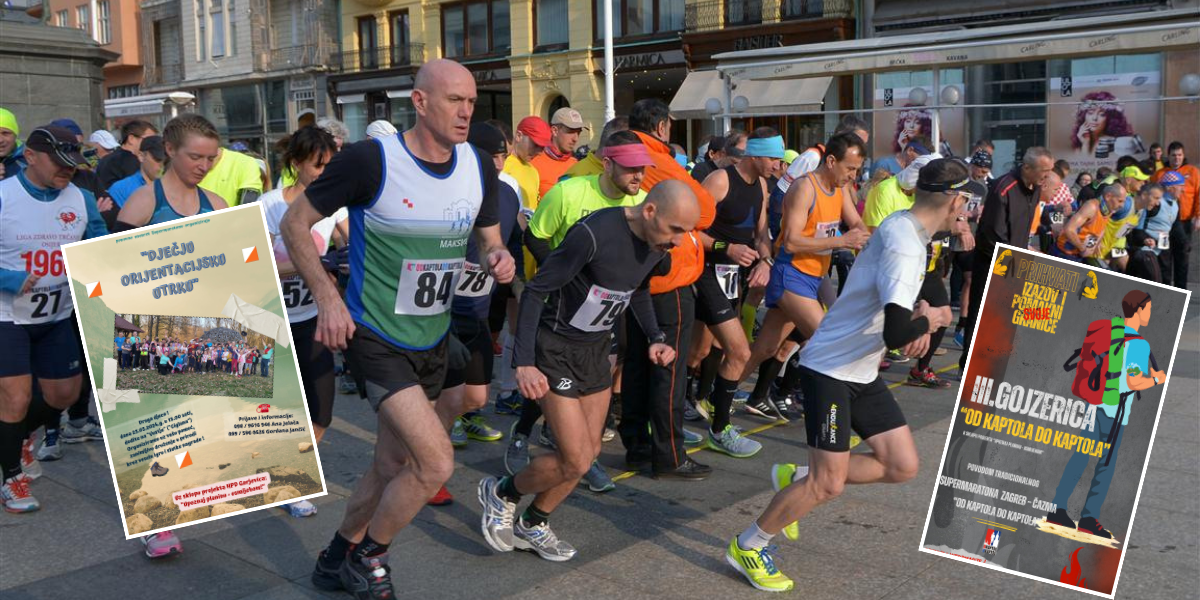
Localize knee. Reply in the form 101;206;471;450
808;474;846;503
413;450;455;489
561;454;593;481
462;391;488;413
725;340;751;370
889;456;920;483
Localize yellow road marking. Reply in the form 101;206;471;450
975;519;1017;532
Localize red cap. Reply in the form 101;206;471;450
517;116;552;147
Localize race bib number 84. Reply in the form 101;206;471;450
394;258;464;316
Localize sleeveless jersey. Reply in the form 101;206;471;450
347;135;484;350
149;179;215;225
262;188;346;323
1057;201;1110;256
0;176;87;324
707;165;763;261
1100;196;1139;258
777;173;843;277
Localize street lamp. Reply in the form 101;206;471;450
732;95;749;113
1180;73;1200;97
706;97;722;136
167;92;196;118
940;85;961;106
908;87;928;106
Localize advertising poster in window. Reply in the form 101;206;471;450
919;244;1190;598
1048;72;1160;174
871;84;967;170
60;204;326;540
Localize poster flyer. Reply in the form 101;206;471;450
920;244;1190;597
60;204;327;540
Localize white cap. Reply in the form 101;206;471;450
88;129;120;150
897;153;942;191
366;120;398;139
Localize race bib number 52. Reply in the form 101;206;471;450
569;285;632;333
394;258;464;316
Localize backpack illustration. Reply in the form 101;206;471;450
1062;317;1145;406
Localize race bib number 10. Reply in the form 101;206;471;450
569;285;632;333
394;258;464;316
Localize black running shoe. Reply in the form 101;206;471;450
311;549;344;591
1045;508;1076;529
1077;517;1114;540
338;552;395;599
150;462;169;477
653;458;713;481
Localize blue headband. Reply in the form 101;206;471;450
745;136;785;159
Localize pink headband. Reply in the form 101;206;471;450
601;144;656;168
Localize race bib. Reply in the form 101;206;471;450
814;220;840;239
1110;246;1128;258
568;285;632;333
394;258;464;316
1158;232;1170;250
1050;211;1065;225
456;262;494;299
714;264;740;300
281;276;314;310
1084;235;1100;249
12;280;71;325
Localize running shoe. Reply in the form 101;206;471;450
150;461;169;477
744;399;778;421
886;349;910;364
707;425;762;458
733;389;751;404
338;373;358;395
141;530;182;558
20;436;42;480
1077;517;1115;540
1;476;39;513
879;359;892;371
338;551;394;600
726;538;793;592
582;461;615;493
61;416;103;444
504;424;530;475
771;464;808;541
695;399;713;421
601;427;616;443
653;458;712;480
463;415;503;442
477;476;516;552
1045;508;1076;529
494;391;523;415
683;427;704;446
683;401;703;422
312;549;345;591
450;418;468;448
281;500;318;517
514;519;578;562
427;485;454;506
537;423;557;449
933;347;948;356
36;428;63;461
906;367;952;389
952;329;965;349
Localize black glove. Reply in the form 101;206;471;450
447;332;471;372
320;247;349;273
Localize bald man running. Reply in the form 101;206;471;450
479;180;698;561
284;59;515;600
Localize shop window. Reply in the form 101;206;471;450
443;0;509;58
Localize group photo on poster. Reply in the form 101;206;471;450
921;244;1190;597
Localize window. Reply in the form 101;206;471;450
389;10;411;65
96;1;111;44
536;0;568;46
593;0;684;40
196;0;233;61
726;0;762;26
210;0;226;58
108;85;141;99
781;0;823;19
76;4;90;34
442;0;508;58
196;1;206;60
56;9;68;28
357;16;378;68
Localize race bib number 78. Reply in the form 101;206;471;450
394;258;464;316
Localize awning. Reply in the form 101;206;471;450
336;94;366;104
104;98;168;118
386;89;413;99
716;8;1199;81
669;71;831;119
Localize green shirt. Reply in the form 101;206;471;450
529;175;647;249
199;149;263;206
863;177;914;229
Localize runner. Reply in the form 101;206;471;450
199;141;264;206
478;180;698;562
113;115;228;231
283;60;515;600
725;159;962;592
530;107;585;197
1053;182;1126;266
1;125;109;515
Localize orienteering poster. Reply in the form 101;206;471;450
919;244;1190;597
60;204;326;540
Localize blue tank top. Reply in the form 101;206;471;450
149;179;215;225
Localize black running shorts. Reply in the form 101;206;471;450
798;366;907;452
919;271;950;309
347;326;448;410
534;327;611;399
952;250;974;274
293;316;336;428
0;319;83;379
443;315;493;388
693;263;742;326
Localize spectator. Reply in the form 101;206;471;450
1054;159;1071;180
1154;141;1199;289
1143;142;1165;174
366;120;397;140
1071;172;1093;197
96;120;157;188
107;136;166;208
87;130;119;161
531;107;586;197
0;107;25;179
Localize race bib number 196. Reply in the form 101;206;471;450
394;258;464;316
568;285;632;333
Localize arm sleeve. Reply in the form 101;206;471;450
237;189;261;204
883;303;930;349
524;227;554;265
474;148;499;228
306;140;383;217
513;225;597;366
628;287;663;343
80;188;111;239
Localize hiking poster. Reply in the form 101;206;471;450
919;243;1190;598
60;204;327;540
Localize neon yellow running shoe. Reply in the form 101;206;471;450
770;463;806;541
725;537;794;592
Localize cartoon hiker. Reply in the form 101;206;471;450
1047;290;1163;542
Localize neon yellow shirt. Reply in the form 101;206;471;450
863;177;913;229
562;152;603;179
1100;197;1140;258
200;149;263;206
503;155;541;210
529;175;647;249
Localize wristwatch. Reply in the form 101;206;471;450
649;332;667;345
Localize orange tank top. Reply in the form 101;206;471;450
779;173;843;277
1057;202;1109;255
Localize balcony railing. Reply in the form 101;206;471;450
265;43;336;71
330;44;426;73
144;62;183;86
685;0;836;33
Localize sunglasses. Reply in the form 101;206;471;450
917;178;971;193
32;129;82;154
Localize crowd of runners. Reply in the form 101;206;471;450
115;335;274;377
0;57;1196;597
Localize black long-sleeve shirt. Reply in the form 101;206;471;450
974;169;1040;270
514;207;668;367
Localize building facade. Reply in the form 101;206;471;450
0;20;117;132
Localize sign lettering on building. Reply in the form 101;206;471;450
733;34;783;52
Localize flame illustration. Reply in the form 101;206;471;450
1059;547;1087;588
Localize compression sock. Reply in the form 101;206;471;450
497;475;523;503
741;303;758;341
751;358;783;403
520;504;551;528
0;421;23;481
514;399;542;438
322;531;354;566
697;349;722;401
919;326;948;371
710;377;739;433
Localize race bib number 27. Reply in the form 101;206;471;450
394;258;464;316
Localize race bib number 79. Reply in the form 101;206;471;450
394;258;464;316
568;285;632;333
